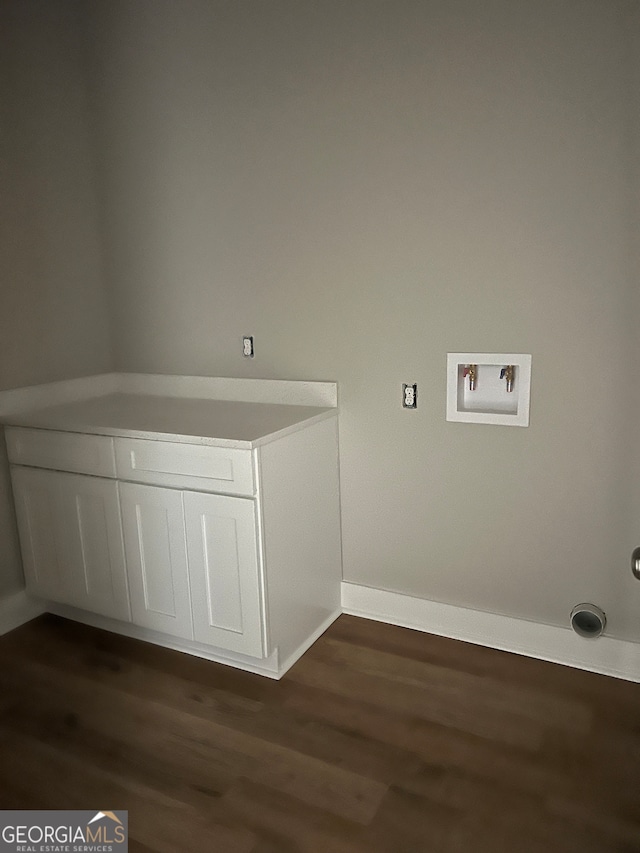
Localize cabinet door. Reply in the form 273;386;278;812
11;466;131;621
184;491;264;657
11;466;70;605
119;482;193;641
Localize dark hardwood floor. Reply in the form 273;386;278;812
0;613;639;852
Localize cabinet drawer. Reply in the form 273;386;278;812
5;427;116;478
115;438;255;496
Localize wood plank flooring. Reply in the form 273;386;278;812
0;613;639;852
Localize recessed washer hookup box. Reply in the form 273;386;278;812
446;352;532;427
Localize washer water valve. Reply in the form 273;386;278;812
463;364;477;391
500;365;515;392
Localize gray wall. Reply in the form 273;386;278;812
3;1;640;642
629;0;640;605
0;0;113;595
93;0;640;640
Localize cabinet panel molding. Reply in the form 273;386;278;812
11;466;67;603
115;438;254;496
10;467;130;621
6;427;116;478
185;491;264;658
120;482;193;641
60;477;130;621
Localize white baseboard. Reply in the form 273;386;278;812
7;584;638;683
342;582;640;683
0;590;46;636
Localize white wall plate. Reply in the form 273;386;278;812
446;353;532;427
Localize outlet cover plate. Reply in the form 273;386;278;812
403;383;417;408
242;336;254;358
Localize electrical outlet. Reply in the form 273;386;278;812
403;383;417;408
242;336;254;358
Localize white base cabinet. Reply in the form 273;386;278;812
5;411;342;679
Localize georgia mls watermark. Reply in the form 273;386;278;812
0;811;128;853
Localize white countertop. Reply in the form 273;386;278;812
2;393;336;448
